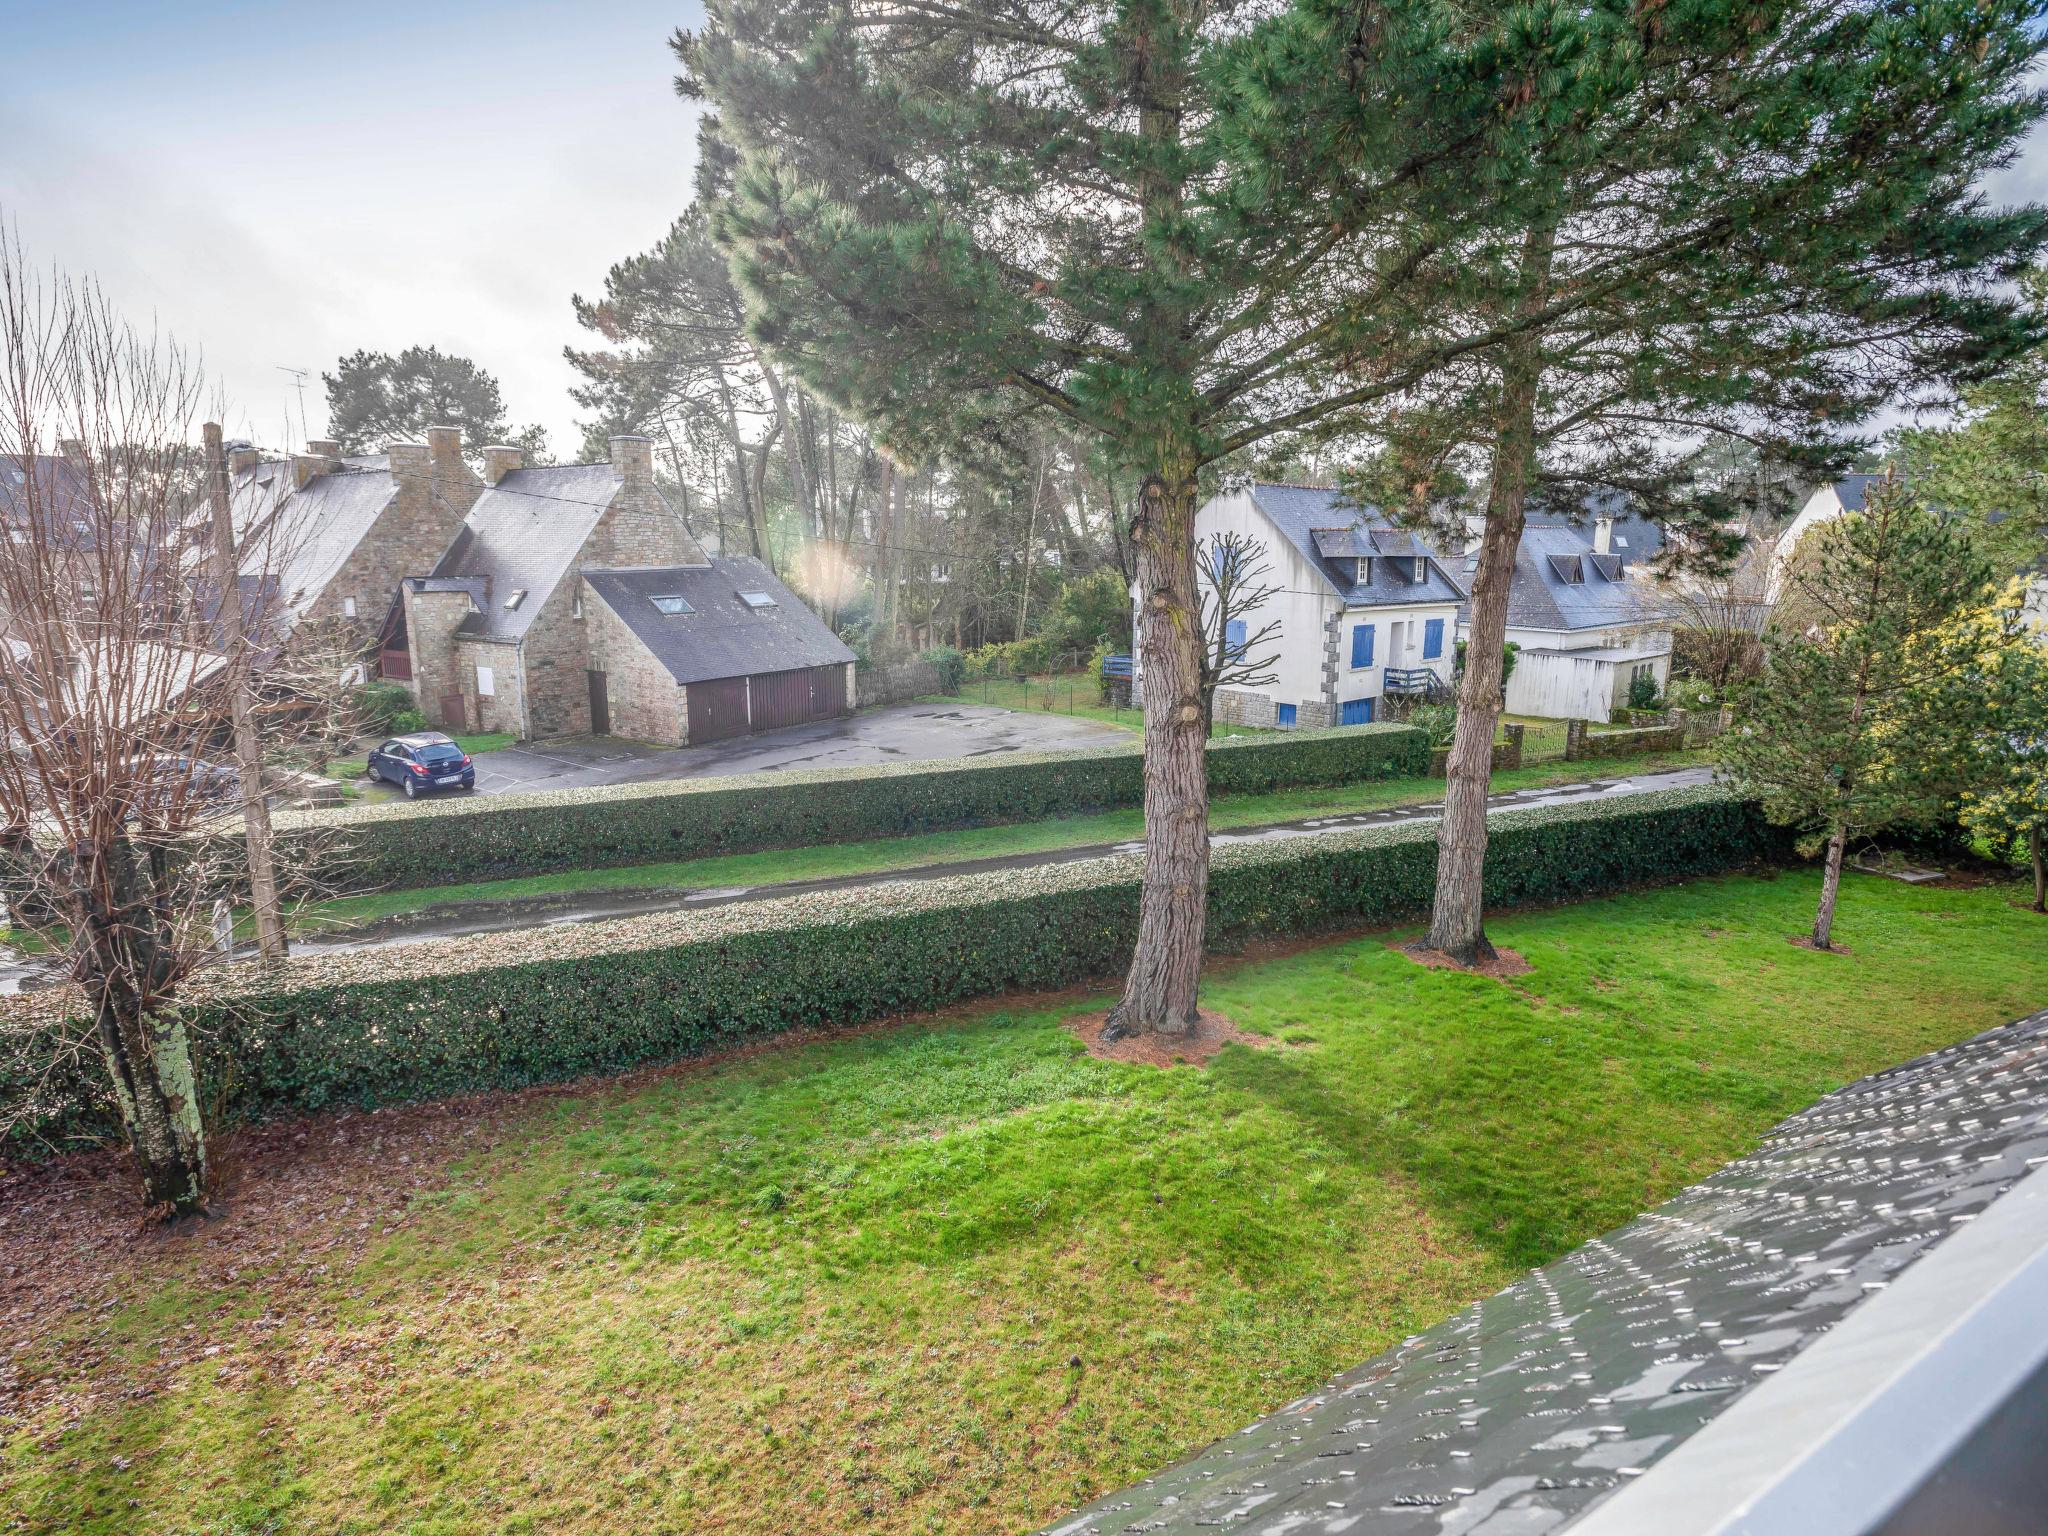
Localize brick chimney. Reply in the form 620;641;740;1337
227;442;262;475
305;438;342;458
56;437;88;464
481;444;523;486
1593;515;1614;556
610;434;653;487
425;425;464;493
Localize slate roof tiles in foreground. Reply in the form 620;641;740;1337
1041;1006;2048;1536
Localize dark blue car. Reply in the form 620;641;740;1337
367;731;476;799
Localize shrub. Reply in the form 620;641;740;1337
390;707;427;734
919;645;965;692
0;785;1788;1151
264;724;1432;894
353;681;417;735
1627;672;1663;711
1043;567;1132;654
1406;703;1458;747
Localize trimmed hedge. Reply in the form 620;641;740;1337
3;785;1787;1152
271;723;1430;894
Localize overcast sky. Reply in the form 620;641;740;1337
6;4;2048;463
1;0;705;458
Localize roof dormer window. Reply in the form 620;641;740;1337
504;588;527;610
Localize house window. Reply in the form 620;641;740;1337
1340;697;1374;725
342;596;357;619
476;664;496;697
650;594;694;615
1225;618;1247;660
504;588;527;610
1631;662;1654;686
1350;623;1375;668
738;590;777;610
1422;618;1444;660
1276;703;1298;729
572;593;583;620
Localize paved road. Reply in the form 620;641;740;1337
299;767;1716;957
437;703;1133;797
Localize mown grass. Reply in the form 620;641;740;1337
7;867;2043;1535
283;752;1707;932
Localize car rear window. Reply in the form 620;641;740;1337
418;744;465;765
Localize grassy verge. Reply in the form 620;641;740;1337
285;752;1706;932
6;868;2043;1535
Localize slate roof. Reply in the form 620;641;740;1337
429;463;622;642
216;454;399;621
1044;1007;2048;1536
1461;523;1669;633
1243;484;1466;608
0;454;96;543
583;557;855;685
1832;473;1879;512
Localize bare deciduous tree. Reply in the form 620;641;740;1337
0;234;323;1215
1194;531;1282;736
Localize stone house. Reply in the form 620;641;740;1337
384;434;855;744
1139;481;1467;728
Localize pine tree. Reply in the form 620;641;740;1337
1306;0;2048;965
324;346;548;461
678;0;1505;1036
1716;482;1996;948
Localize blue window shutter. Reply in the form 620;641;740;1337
1351;623;1375;667
1423;618;1444;659
1276;703;1297;728
1225;618;1247;659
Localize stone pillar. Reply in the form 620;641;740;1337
1500;721;1525;770
1564;718;1588;761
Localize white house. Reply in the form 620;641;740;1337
1457;519;1674;722
1767;473;1879;604
1139;481;1467;728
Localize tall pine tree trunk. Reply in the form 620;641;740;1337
1424;339;1542;964
1105;471;1207;1039
1813;823;1848;948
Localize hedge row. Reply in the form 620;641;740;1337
271;723;1430;893
2;785;1788;1152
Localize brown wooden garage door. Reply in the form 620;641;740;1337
810;664;847;718
748;668;816;731
687;676;750;743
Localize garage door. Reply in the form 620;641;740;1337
749;668;815;731
687;676;749;743
810;665;847;719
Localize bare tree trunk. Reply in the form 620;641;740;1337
1104;472;1206;1040
204;424;286;962
81;842;208;1214
1424;336;1542;964
1813;823;1848;948
2030;825;2044;914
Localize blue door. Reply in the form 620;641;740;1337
1350;623;1375;668
1422;618;1445;659
1340;698;1374;725
1276;703;1298;729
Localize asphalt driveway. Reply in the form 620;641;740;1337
457;702;1133;796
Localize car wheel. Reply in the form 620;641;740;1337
403;776;418;799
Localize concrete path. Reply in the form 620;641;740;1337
293;766;1715;957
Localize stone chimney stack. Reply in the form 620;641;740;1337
1593;515;1614;557
610;434;654;488
57;437;88;464
290;443;340;489
305;438;342;458
387;440;431;487
425;425;464;495
227;443;262;475
481;445;523;487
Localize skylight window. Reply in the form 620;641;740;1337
738;590;777;610
650;594;694;615
504;589;527;610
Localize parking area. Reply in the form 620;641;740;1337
446;702;1133;796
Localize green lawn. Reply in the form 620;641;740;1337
287;752;1707;933
7;868;2044;1536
